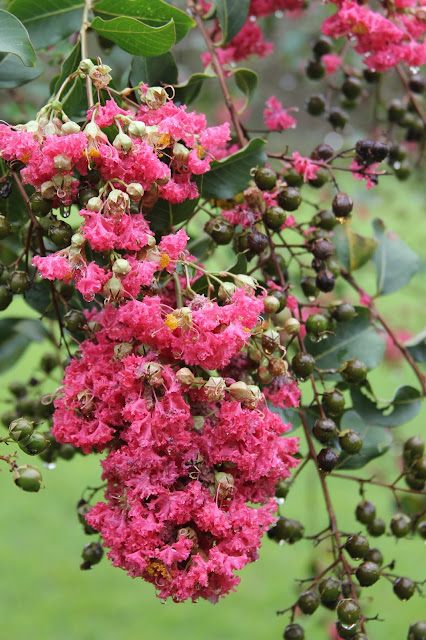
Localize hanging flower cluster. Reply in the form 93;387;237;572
0;67;300;602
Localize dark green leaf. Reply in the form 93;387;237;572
201;138;267;200
130;52;178;88
51;41;81;94
0;317;48;373
8;0;84;50
186;236;211;260
24;279;58;319
306;306;386;370
405;329;426;363
0;51;43;88
228;253;247;275
350;385;422;428
213;0;250;44
93;0;195;43
337;410;392;469
174;71;216;106
372;218;420;295
91;16;176;56
267;404;303;431
0;9;36;66
333;222;378;272
0;172;32;228
233;68;258;113
144;196;200;233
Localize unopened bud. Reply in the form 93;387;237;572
126;183;144;200
214;471;234;500
79;58;95;75
112;259;131;276
103;275;123;299
233;274;256;290
13;465;43;492
173;142;190;163
228;381;250;402
86;197;103;212
176;368;195;386
89;64;112;90
284;318;300;335
113;132;133;152
144;362;163;386
61;121;81;134
263;295;281;315
24;120;40;133
193;415;205;432
128;121;147;137
218;281;236;300
71;232;85;247
40;181;56;199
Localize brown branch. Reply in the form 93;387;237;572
330;472;426;496
396;64;426;128
185;0;246;148
342;269;426;395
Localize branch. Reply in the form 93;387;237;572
80;0;94;108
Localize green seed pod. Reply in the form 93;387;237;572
29;192;53;217
332;303;356;322
407;621;426;640
268;516;304;544
314;209;337;231
277;187;302;211
13;465;43;492
8;271;30;294
340;359;367;385
0;285;13;310
344;534;369;560
355;500;376;525
298;589;320;615
81;541;104;569
364;548;383;566
263;295;281;315
317;447;338;472
337;598;361;625
291;352;315;378
339;430;363;455
322;388;345;417
9;417;34;443
390;514;411;538
283;623;304;640
313;417;337;443
301;276;319;300
64;309;86;332
367;517;386;537
48;221;73;248
77;500;98;535
393;577;415;601
254;167;277;191
0;214;12;239
19;431;50;455
263;206;286;230
355;561;380;587
413;457;426;480
305;313;328;337
318;577;340;603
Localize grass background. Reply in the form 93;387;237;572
0;176;425;640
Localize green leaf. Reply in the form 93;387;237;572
51;42;81;94
0;318;48;374
174;71;216;106
8;0;84;50
201;138;267;200
405;329;426;363
144;196;200;233
306;306;386;370
233;68;258;113
93;0;195;43
350;385;422;428
50;43;88;119
90;16;176;57
0;173;32;228
130;52;178;88
333;222;378;272
228;253;247;275
372;218;420;295
337;410;392;470
267;404;303;432
0;9;36;66
213;0;250;44
0;51;43;88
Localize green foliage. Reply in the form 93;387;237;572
145;196;200;233
306;307;386;370
405;329;426;363
333;222;378;272
338;410;392;469
233;68;258;112
201;138;267;200
92;0;195;43
0;10;36;67
350;385;422;428
90;17;176;57
372;218;420;295
174;71;216;106
130;52;178;88
213;0;250;44
8;0;85;50
0;317;48;373
0;52;43;88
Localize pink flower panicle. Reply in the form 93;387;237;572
264;96;297;132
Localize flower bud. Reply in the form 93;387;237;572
204;376;226;402
143;362;163;387
173;142;190;163
263;295;280;314
9;417;33;443
106;189;129;216
24;120;40;133
128;121;147;138
61;121;81;135
214;471;234;500
228;381;250;402
176;368;195;386
113;132;133;152
86;197;103;212
52;153;71;172
71;232;85;247
126;183;144;200
284;318;300;335
103;275;123;299
245;384;263;409
192;415;205;432
233;274;256;290
79;59;95;75
112;258;131;276
113;342;133;361
218;281;236;300
13;465;43;492
89;64;112;90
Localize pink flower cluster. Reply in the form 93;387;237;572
322;0;426;70
264;96;297;132
52;299;299;602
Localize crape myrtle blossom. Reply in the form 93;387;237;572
264;96;297;132
2;86;300;602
